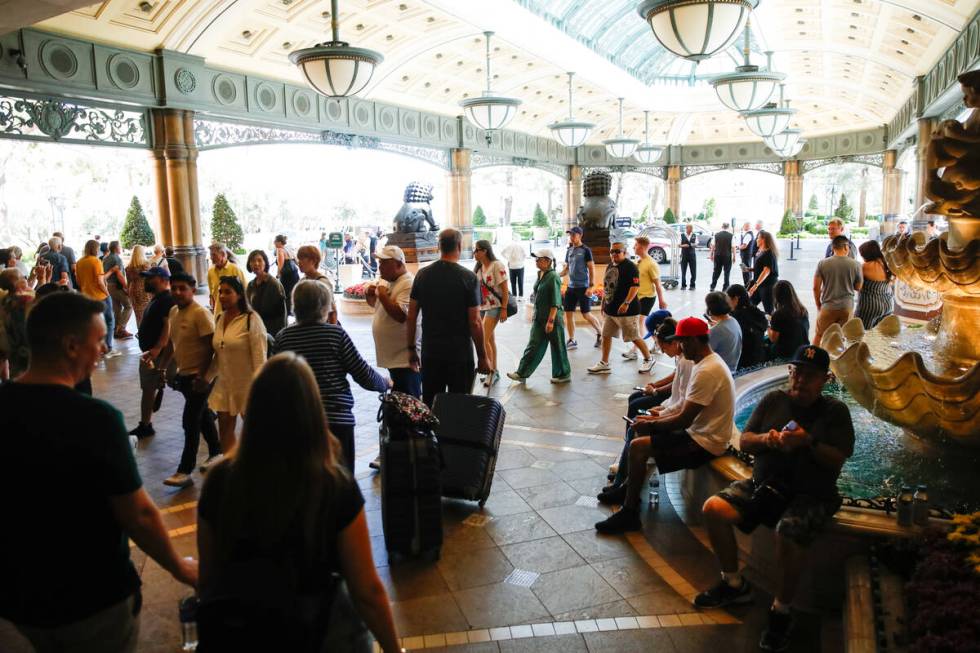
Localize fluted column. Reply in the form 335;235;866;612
914;118;934;229
881;149;903;237
666;165;681;218
446;148;473;254
565;164;582;231
783;160;803;217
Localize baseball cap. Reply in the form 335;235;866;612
532;248;555;260
375;245;406;263
139;266;170;279
665;316;709;340
566;226;584;235
789;345;830;373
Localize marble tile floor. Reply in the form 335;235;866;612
75;240;842;652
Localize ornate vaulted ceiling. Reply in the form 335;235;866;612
33;0;980;145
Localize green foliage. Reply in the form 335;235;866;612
119;195;155;249
473;205;487;227
512;226;532;240
834;193;854;223
808;193;820;211
804;220;829;235
663;208;676;224
473;228;495;243
703;197;716;221
210;193;244;251
637;205;649;225
779;209;798;236
532;203;549;228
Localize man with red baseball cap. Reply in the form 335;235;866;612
595;316;737;534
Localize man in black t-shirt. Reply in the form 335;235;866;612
0;292;196;651
129;267;176;439
588;242;654;375
692;345;854;652
408;229;490;405
709;223;735;291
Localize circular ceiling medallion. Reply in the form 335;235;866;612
174;68;197;94
353;103;371;126
714;148;724;157
422;116;438;138
107;54;140;90
442;120;456;141
293;91;313;117
402;113;417;133
39;41;78;81
255;82;277;111
213;75;238;105
738;147;748;156
690;150;701;158
379;107;396;130
326;99;344;121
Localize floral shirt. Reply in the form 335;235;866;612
478;260;509;311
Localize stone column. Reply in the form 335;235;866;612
446;148;473;254
881;149;902;237
782;159;803;217
914;118;934;230
666;165;681;218
149;108;207;287
564;164;582;231
149;117;172;246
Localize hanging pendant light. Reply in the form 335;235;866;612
549;72;595;148
634;111;664;164
777;138;806;158
603;98;640;159
711;21;783;112
637;0;758;62
460;31;522;142
289;0;384;98
742;83;794;138
764;128;802;154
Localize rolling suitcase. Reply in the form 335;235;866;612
432;393;506;507
379;392;442;561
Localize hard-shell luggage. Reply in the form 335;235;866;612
432;393;506;507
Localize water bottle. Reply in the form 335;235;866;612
648;471;660;507
896;486;913;526
179;596;199;651
913;485;930;526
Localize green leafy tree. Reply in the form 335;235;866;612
473;205;487;227
120;195;155;249
663;207;676;224
703;197;716;221
808;193;820;211
532;203;549;228
834;193;854;223
637;205;649;225
779;209;798;235
210;193;244;251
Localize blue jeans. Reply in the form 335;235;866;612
612;390;670;487
389;367;422;398
102;297;115;350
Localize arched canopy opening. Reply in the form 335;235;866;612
681;168;783;232
803;162;883;226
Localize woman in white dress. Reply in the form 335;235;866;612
209;275;268;452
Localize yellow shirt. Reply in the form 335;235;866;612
637;255;660;299
207;262;246;310
76;255;108;301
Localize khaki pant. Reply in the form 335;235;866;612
109;285;133;334
814;306;852;347
12;595;139;653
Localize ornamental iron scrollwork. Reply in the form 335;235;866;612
801;153;884;175
0;95;146;146
730;161;784;176
472;153;569;179
680;164;728;179
583;165;666;180
193;119;321;150
321;129;379;149
375;141;449;169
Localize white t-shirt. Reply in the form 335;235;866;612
478;260;509;310
371;272;420;369
684;351;738;456
660;356;694;415
500;243;526;270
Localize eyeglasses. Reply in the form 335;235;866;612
610;249;623;254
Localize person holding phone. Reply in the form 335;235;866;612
692;345;854;653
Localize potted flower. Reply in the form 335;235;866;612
532;204;550;242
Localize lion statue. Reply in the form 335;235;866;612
576;171;617;230
393;182;439;233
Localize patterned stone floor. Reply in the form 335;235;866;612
38;241;843;652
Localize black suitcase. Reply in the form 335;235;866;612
380;430;442;561
432;393;506;507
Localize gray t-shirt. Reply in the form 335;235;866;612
709;317;742;372
816;255;863;311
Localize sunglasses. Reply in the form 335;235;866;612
610;249;624;254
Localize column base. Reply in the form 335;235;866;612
172;245;209;292
582;227;611;264
385;232;439;264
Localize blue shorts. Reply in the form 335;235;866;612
562;286;591;313
481;307;501;320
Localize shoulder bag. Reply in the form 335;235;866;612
482;271;518;318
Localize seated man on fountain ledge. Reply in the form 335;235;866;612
594;317;737;535
693;344;854;653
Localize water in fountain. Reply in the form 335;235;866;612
860;322;972;378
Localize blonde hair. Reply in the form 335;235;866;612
129;245;149;269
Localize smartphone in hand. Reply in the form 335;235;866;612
622;416;635;426
783;420;799;432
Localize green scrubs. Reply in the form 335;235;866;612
516;268;571;379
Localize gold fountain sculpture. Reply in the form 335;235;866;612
823;70;980;442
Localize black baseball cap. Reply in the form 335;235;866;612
139;266;170;280
789;345;830;373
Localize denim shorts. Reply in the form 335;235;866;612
481;307;501;320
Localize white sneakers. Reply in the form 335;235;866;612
163;473;193;488
639;359;655;373
621;350;638;361
506;371;527;384
587;361;611;374
550;375;571;384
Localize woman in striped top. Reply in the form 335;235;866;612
275;280;390;472
855;240;894;330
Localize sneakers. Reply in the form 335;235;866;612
621;350;638;361
587;361;611;374
594;333;602;348
693;578;753;609
550;375;571;384
199;454;224;472
759;609;794;652
566;339;578;350
597;484;627;506
594;506;642;534
163;473;193;488
369;455;381;471
506;371;527;384
129;423;155;439
638;358;654;374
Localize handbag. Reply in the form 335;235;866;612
483;276;518;318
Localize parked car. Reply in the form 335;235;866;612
643;235;674;264
667;222;711;248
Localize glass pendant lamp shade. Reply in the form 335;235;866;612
637;0;759;62
289;0;383;98
711;27;782;112
461;32;522;134
777;138;806;158
549;72;594;147
633;110;664;163
743;105;792;138
765;128;801;154
603;98;639;159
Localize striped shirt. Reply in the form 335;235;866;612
274;322;387;427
